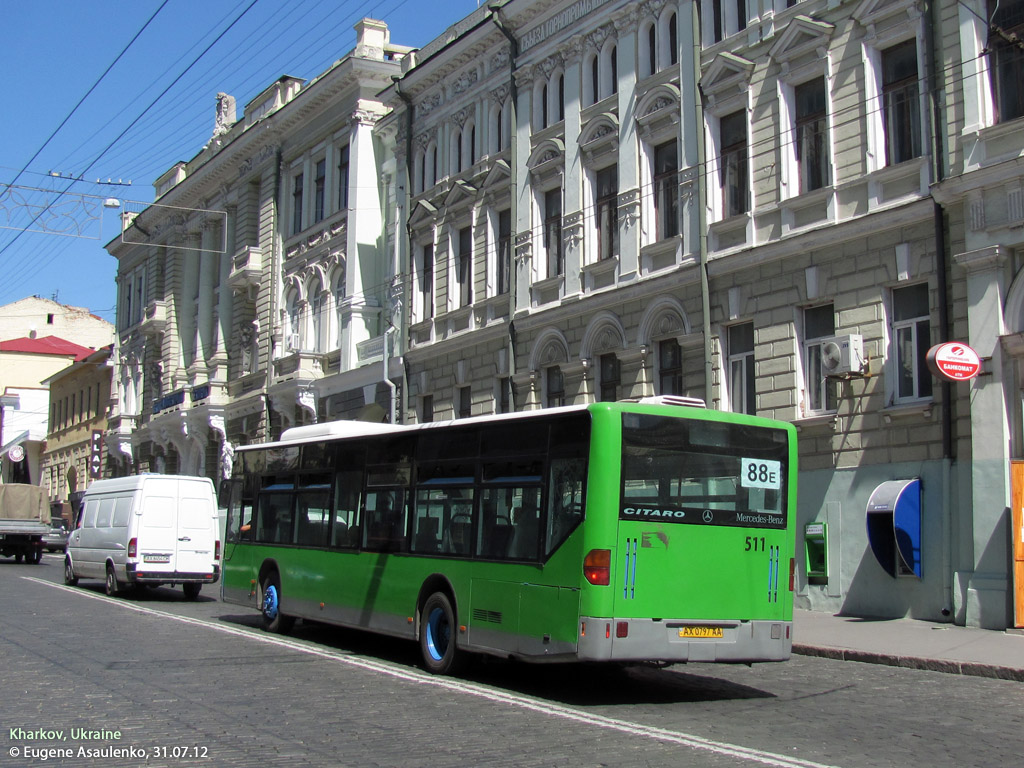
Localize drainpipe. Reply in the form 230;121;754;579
925;0;954;618
266;148;284;439
691;4;713;402
393;76;415;425
490;3;519;409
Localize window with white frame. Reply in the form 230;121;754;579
595;165;618;261
457;225;473;308
286;291;301;351
337;144;350;211
705;0;747;45
599;353;620;402
417;241;434;322
794;78;830;193
892;283;932;402
802;303;836;413
719;110;749;217
728;322;756;415
653;140;680;239
881;40;922;165
543;188;563;278
332;269;346;351
313;159;326;223
989;0;1024;123
658;338;682;395
545;365;566;408
310;280;329;353
497;209;512;295
291;172;304;234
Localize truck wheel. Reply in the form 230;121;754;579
64;557;78;586
105;565;122;597
419;591;464;675
183;583;202;601
28;549;42;565
260;573;294;633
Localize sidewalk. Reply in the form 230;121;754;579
792;609;1024;682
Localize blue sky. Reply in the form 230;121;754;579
0;0;481;323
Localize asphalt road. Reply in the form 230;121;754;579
1;553;1021;768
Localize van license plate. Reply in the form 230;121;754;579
143;554;171;563
678;626;723;638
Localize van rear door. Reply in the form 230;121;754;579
136;480;178;575
176;482;216;574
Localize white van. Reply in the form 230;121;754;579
65;475;220;600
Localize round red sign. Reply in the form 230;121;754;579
926;342;982;382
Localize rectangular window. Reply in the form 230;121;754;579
420;243;434;321
882;41;921;165
654;141;680;239
600;353;620;402
337;145;350;210
497;209;512;295
497;376;511;414
990;0;1024;122
291;173;304;234
720;110;749;217
659;339;682;396
803;304;836;413
421;394;434;423
596;165;619;260
546;365;565;408
795;79;830;193
458;226;473;307
314;159;326;223
544;189;563;278
458;386;472;419
893;283;932;401
728;322;756;415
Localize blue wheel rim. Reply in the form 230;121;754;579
263;584;279;619
425;605;449;661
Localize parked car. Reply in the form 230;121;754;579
43;517;68;552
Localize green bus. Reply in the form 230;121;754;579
221;397;796;674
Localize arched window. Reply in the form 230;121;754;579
586;53;599;106
451;128;462;175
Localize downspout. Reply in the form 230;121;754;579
692;4;713;402
490;3;519;409
266;148;284;439
925;0;954;617
393;76;415;425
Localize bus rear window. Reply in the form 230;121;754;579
620;414;789;529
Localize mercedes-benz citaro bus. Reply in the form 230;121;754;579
220;396;796;674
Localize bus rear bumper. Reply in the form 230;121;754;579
576;617;792;663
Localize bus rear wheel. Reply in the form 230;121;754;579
260;573;294;634
420;592;463;675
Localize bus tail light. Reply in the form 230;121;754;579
616;622;629;638
128;538;137;558
788;558;795;591
583;549;611;585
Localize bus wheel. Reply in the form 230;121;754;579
105;565;122;596
420;592;462;675
260;573;294;634
64;557;78;586
182;583;202;601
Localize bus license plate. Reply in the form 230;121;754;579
144;554;171;563
679;626;723;639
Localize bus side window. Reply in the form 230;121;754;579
508;489;541;560
546;457;585;556
362;489;407;552
332;470;362;549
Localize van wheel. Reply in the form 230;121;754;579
64;557;78;586
260;573;294;634
419;592;464;675
183;583;202;601
105;565;122;596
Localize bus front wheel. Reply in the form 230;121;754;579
260;573;295;634
420;592;463;675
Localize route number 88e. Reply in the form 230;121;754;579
740;458;782;490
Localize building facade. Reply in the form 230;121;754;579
106;20;412;482
107;1;1024;628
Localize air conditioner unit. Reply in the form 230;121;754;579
287;333;301;351
820;334;865;377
